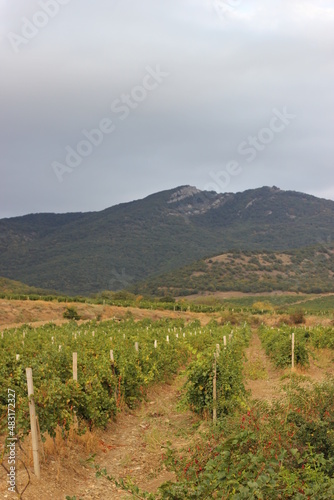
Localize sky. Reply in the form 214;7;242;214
0;0;333;218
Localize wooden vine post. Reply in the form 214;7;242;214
109;349;117;400
26;368;41;479
73;352;77;382
291;332;295;371
72;353;79;429
213;353;217;424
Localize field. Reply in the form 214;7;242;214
1;297;334;499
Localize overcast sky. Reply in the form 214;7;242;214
0;0;333;218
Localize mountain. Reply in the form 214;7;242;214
0;185;333;295
132;246;334;296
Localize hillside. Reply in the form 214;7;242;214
132;246;334;296
0;185;334;294
0;276;55;296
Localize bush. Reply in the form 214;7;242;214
185;346;246;417
63;306;80;320
159;380;334;499
252;301;275;313
259;325;310;368
290;308;305;324
158;295;175;303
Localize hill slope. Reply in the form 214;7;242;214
0;276;54;296
0;185;333;294
131;246;334;296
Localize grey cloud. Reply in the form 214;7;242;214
0;0;333;217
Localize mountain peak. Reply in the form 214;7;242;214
167;186;201;204
166;185;229;217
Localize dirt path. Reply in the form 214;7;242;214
243;332;284;402
1;373;199;500
94;375;199;498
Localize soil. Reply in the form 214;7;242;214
244;332;283;402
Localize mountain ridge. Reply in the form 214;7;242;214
1;185;333;294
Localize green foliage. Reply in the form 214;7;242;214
185;324;251;417
158;295;175;303
259;325;310;368
0;318;202;438
296;295;334;313
63;306;80;320
259;323;334;369
112;291;136;301
136;244;334;297
309;325;334;349
185;348;246;417
159;379;334;498
0;276;57;296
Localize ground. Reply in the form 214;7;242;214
244;332;283;401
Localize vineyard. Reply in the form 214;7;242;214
1;308;334;499
0;319;251;439
259;323;334;368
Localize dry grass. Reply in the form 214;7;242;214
244;360;268;381
18;424;98;466
0;299;217;330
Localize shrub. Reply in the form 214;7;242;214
63;306;80;320
259;325;309;368
185;346;246;417
158;295;175;303
290;308;305;324
252;301;274;313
